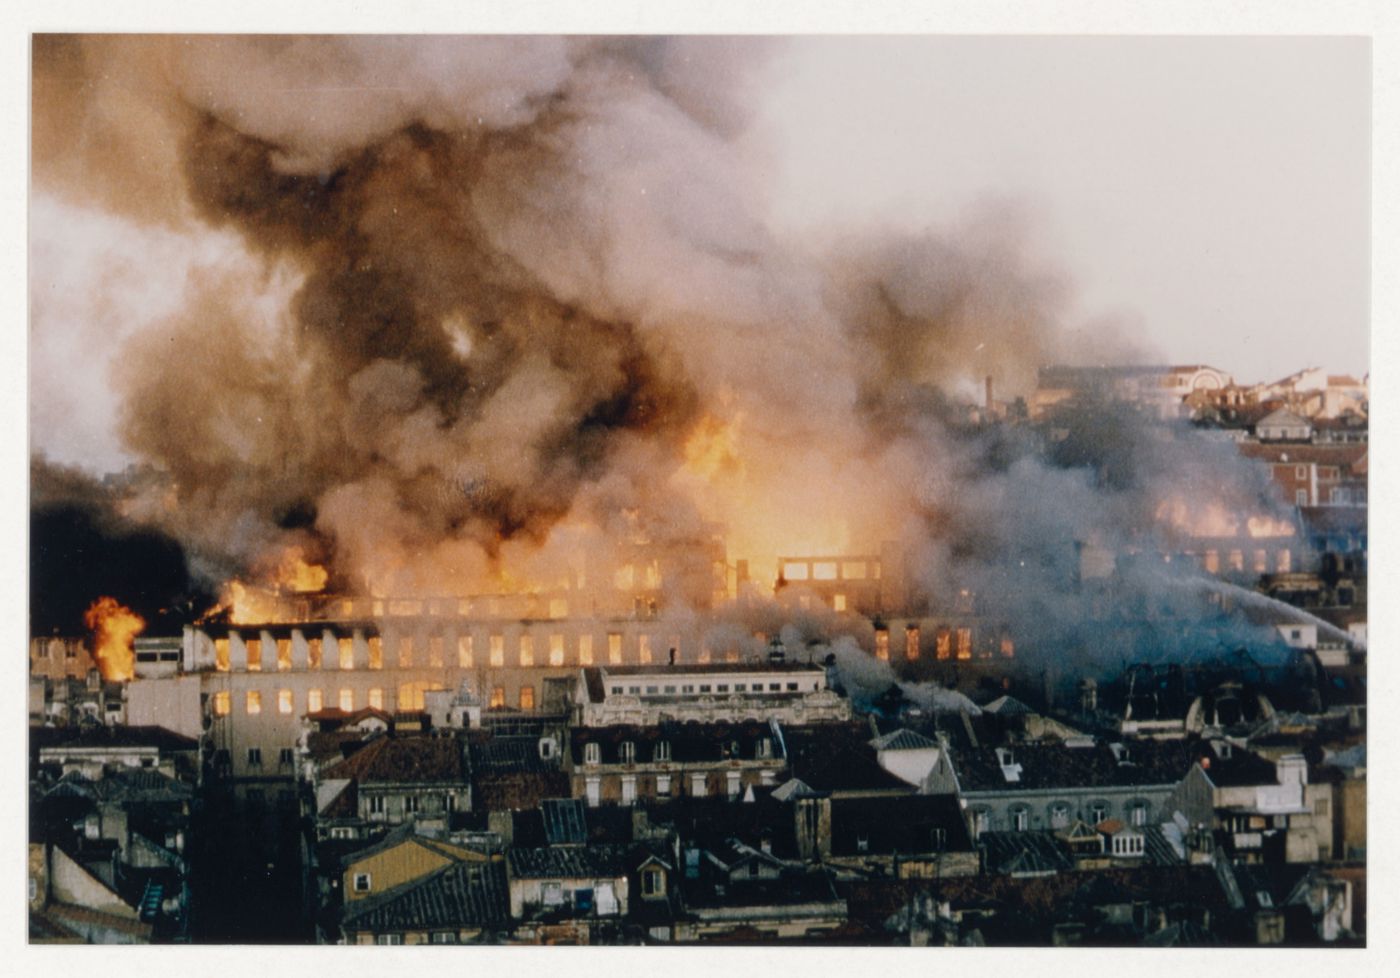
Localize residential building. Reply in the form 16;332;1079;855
575;663;850;727
568;720;787;807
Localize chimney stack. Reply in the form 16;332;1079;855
985;375;995;416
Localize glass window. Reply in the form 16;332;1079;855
213;691;231;716
245;691;262;715
519;686;535;710
339;688;353;711
277;689;293;714
307;689;323;713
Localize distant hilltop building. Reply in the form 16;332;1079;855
1031;364;1368;430
1031;365;1234;421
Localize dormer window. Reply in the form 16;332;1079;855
654;741;671;763
585;742;601;766
756;738;772;759
620;741;636;764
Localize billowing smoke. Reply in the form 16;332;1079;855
30;457;215;633
31;36;1303;679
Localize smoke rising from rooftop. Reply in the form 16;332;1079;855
31;36;1304;671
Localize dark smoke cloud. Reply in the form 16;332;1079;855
30;33;1299;685
30;458;215;633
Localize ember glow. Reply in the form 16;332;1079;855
83;596;144;681
1154;497;1296;541
274;548;329;593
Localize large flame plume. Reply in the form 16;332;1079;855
83;596;144;681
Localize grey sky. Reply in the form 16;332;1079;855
755;36;1370;383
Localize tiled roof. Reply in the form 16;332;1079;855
680;869;843;911
869;729;939;752
468;736;559;775
829;795;975;856
31;725;197;753
783;724;913;795
321;734;468;785
473;770;571;813
979;831;1074;876
317;778;355;818
645;797;799;860
1141;825;1181;866
569;720;780;765
1236;442;1368;467
508;803;636;848
341;860;509;934
344;825;487;873
948;737;1199;793
44;768;193;805
41;901;153;941
541;799;589;845
506;842;644;879
306;730;367;765
307;707;394;729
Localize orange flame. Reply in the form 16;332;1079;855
276;548;329;593
1245;515;1296;539
1155;498;1295;540
83;597;144;682
683;413;745;480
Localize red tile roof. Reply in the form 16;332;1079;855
321;735;468;785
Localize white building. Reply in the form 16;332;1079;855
574;663;850;727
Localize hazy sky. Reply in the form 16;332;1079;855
26;34;1371;475
755;36;1370;383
